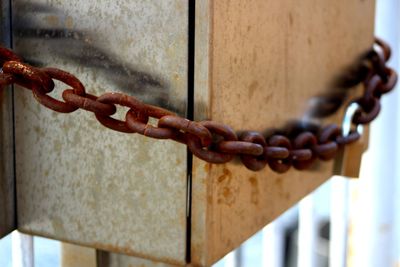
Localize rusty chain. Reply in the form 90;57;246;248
0;38;397;172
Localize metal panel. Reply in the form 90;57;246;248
97;250;180;267
12;0;188;264
62;243;96;267
61;243;180;267
192;0;376;265
0;0;15;238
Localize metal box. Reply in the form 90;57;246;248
3;0;376;266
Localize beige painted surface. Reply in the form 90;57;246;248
13;0;188;265
192;0;375;265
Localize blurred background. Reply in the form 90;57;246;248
1;0;399;266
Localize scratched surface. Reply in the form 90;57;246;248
13;0;188;264
192;0;376;265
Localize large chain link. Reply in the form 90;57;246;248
0;38;397;172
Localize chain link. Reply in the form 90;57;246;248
0;38;397;172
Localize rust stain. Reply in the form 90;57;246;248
203;162;211;173
44;15;60;27
248;80;259;99
216;168;238;206
263;92;273;104
274;177;283;189
249;176;259;205
288;12;294;26
173;72;180;81
207;195;213;204
65;16;74;29
221;187;234;203
274;177;290;200
217;168;231;183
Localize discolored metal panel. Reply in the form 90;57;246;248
0;0;15;238
13;0;188;264
191;0;376;265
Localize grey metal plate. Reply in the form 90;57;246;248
0;85;15;238
13;0;188;264
0;0;15;239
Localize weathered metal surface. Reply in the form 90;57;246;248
60;242;181;267
0;0;15;238
13;0;188;264
61;242;96;267
191;0;376;265
97;250;181;267
61;243;181;267
8;0;380;265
